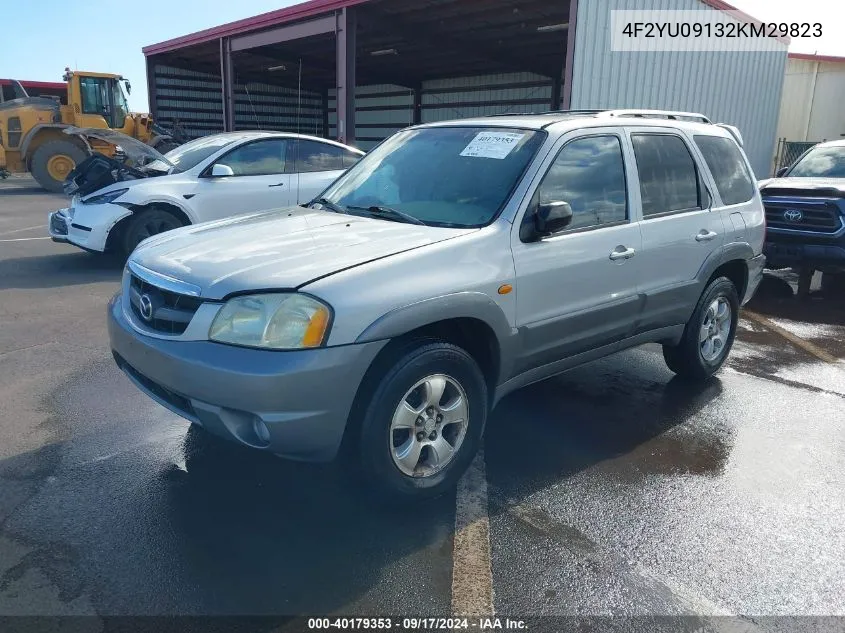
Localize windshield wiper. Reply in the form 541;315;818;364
309;197;348;214
347;205;427;226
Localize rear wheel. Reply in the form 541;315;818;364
663;277;739;381
121;208;184;257
30;140;87;192
356;341;488;501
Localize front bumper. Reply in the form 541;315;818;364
48;201;130;252
764;238;845;272
108;293;387;461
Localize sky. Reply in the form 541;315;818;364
1;0;843;113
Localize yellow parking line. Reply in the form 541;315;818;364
743;310;840;364
451;451;495;617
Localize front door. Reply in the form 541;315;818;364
625;130;726;333
511;131;643;373
192;138;292;222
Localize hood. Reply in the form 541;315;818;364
131;208;471;299
759;177;845;196
63;126;172;165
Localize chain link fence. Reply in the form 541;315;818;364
773;138;819;175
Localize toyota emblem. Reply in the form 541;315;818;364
139;294;154;321
783;209;803;222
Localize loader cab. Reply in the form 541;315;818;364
65;70;132;133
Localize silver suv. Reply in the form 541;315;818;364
108;110;765;500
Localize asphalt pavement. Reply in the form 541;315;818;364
1;181;843;631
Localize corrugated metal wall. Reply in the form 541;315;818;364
570;0;788;177
327;72;553;151
775;57;845;144
153;64;323;140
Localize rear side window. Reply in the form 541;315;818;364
694;135;754;205
631;134;702;217
293;140;344;173
535;135;628;231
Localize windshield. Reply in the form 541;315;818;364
318;126;545;228
146;135;237;173
788;145;845;178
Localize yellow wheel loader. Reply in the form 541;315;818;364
0;71;183;192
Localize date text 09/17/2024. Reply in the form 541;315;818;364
307;617;528;630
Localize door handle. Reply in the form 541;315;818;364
268;182;285;188
609;246;636;261
695;230;718;242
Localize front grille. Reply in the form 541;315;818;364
764;203;842;234
114;352;195;419
50;213;68;236
129;274;202;335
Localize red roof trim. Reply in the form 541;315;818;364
142;0;372;56
698;0;790;44
789;52;845;64
0;79;65;89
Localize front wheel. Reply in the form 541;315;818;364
121;208;184;257
357;342;488;501
663;276;739;381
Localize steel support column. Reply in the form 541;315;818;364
145;56;158;117
335;7;356;144
220;37;235;132
322;89;330;137
551;77;562;111
562;0;578;109
412;84;422;125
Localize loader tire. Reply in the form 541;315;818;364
30;141;87;193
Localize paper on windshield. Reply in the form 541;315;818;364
460;132;526;159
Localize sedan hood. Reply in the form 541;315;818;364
131;208;470;299
759;177;845;196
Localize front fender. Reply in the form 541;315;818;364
355;291;519;383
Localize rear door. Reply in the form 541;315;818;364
289;139;362;204
191;138;292;222
626;129;725;333
511;129;643;373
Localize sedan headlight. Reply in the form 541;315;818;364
209;293;331;349
82;188;129;205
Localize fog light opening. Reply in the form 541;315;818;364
253;418;271;444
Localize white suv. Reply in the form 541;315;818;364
108;110;765;500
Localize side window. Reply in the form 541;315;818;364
534;135;628;231
217;140;287;176
694;135;754;205
293;140;344;173
343;149;362;168
631;134;702;217
79;77;107;115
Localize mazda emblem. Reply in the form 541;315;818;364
139;294;154;321
783;209;803;222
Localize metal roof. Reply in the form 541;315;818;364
143;0;371;56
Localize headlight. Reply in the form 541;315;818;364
82;188;129;205
209;293;331;350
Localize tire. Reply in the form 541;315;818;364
120;208;184;257
356;341;488;501
30;140;87;193
662;276;739;381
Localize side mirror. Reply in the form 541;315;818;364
776;166;788;177
125;81;132;95
534;200;573;236
210;163;235;177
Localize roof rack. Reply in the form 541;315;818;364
599;109;712;123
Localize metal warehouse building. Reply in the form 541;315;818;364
142;0;787;176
